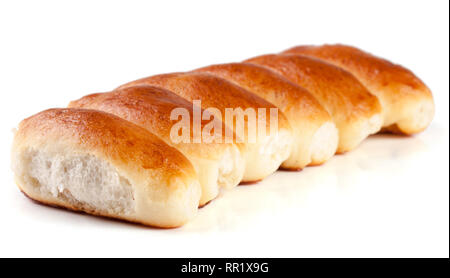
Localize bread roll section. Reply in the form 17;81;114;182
195;63;338;169
69;86;245;206
245;54;383;153
282;44;435;134
119;72;294;182
11;108;201;228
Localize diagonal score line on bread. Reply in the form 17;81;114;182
244;54;384;153
69;86;245;206
11;108;201;228
194;62;339;169
282;44;435;134
118;72;294;182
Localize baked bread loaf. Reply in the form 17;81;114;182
118;72;294;182
69;86;245;206
282;44;435;134
11;108;201;228
195;63;338;169
245;54;383;153
12;44;433;227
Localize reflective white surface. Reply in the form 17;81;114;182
0;0;448;258
1;125;448;257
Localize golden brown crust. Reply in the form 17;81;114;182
119;72;294;182
244;54;382;123
12;108;201;228
283;44;430;94
69;86;236;160
244;54;383;152
193;62;339;168
118;72;292;133
238;179;262;185
69;86;246;206
282;44;434;133
13;108;196;184
194;63;331;123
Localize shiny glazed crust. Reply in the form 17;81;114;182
118;72;294;181
11;108;201;228
118;72;292;130
245;54;383;152
69;86;245;205
194;62;338;168
282;44;435;134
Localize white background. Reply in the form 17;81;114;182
0;0;448;258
